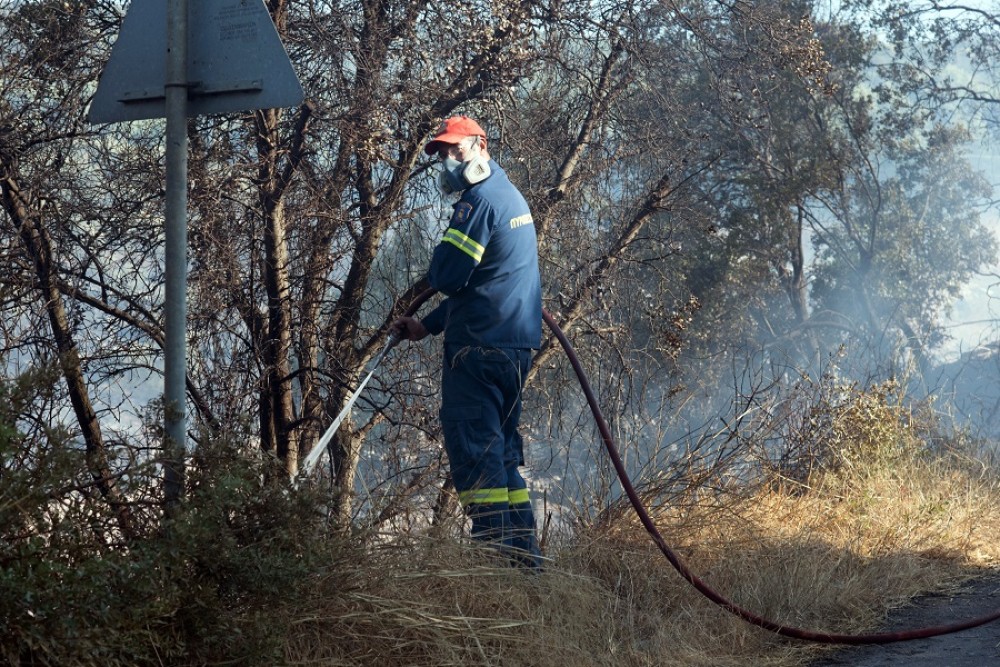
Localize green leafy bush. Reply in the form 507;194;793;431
1;371;351;666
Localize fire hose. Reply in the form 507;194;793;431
304;288;1000;644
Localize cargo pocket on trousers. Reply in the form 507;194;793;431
439;403;485;480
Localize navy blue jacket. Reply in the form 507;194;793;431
422;161;542;349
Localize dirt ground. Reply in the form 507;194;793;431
807;570;1000;666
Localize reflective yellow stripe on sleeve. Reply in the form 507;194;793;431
443;228;485;262
458;488;509;506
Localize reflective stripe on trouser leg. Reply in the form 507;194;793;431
458;488;509;544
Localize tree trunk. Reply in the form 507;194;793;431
1;171;135;541
254;101;312;477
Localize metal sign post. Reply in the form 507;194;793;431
162;0;189;507
89;0;304;506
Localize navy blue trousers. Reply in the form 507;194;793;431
440;344;541;568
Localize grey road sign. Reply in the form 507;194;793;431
89;0;304;123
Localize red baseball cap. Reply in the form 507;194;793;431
423;116;486;155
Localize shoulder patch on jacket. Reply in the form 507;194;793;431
451;202;473;226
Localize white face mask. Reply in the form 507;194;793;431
438;157;470;195
436;141;491;195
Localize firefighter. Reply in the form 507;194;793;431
393;116;543;569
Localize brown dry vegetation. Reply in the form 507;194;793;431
279;386;1000;667
4;382;1000;666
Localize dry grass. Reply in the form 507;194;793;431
279;441;1000;666
8;378;998;666
285;537;621;666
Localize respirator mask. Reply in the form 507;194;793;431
437;139;491;196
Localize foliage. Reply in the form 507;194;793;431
226;411;1000;664
2;0;1000;662
2;0;998;531
1;390;349;666
3;365;1000;666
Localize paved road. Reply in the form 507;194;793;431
809;572;1000;666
